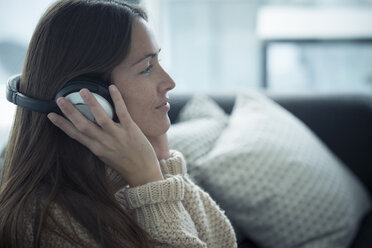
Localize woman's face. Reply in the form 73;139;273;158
111;18;175;138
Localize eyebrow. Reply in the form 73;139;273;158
131;48;161;67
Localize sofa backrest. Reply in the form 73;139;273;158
169;92;372;195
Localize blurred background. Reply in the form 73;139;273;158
0;0;372;151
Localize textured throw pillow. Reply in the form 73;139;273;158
167;94;228;173
192;90;371;248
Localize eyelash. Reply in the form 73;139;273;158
140;64;153;74
140;59;161;75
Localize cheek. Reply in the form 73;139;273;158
123;90;153;121
115;80;145;112
126;95;169;136
113;80;168;136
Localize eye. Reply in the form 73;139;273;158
140;63;153;75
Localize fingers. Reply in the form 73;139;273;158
48;86;132;154
56;97;101;138
79;89;116;132
109;84;132;124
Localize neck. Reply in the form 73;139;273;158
146;134;170;160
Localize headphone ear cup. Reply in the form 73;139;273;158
65;92;114;122
56;77;115;122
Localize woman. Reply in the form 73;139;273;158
0;0;237;247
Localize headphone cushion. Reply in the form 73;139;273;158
65;92;114;121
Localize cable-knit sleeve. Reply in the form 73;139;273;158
119;149;237;248
158;150;188;176
116;175;208;247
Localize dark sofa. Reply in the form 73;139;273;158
168;92;372;248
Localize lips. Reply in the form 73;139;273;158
156;99;169;109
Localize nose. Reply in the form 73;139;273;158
159;67;176;93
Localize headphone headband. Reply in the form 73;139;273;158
6;74;58;113
6;74;114;121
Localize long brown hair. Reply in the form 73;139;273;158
0;0;151;247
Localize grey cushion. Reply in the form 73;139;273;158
168;94;228;175
192;90;371;248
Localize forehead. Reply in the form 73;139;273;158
126;18;159;63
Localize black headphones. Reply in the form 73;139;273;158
6;74;115;122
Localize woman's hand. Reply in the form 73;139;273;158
47;85;164;187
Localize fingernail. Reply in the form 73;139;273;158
47;113;56;122
57;97;65;107
81;89;89;99
109;84;116;92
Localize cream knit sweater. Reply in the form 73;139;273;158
32;150;237;247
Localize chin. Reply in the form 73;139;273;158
144;117;171;137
